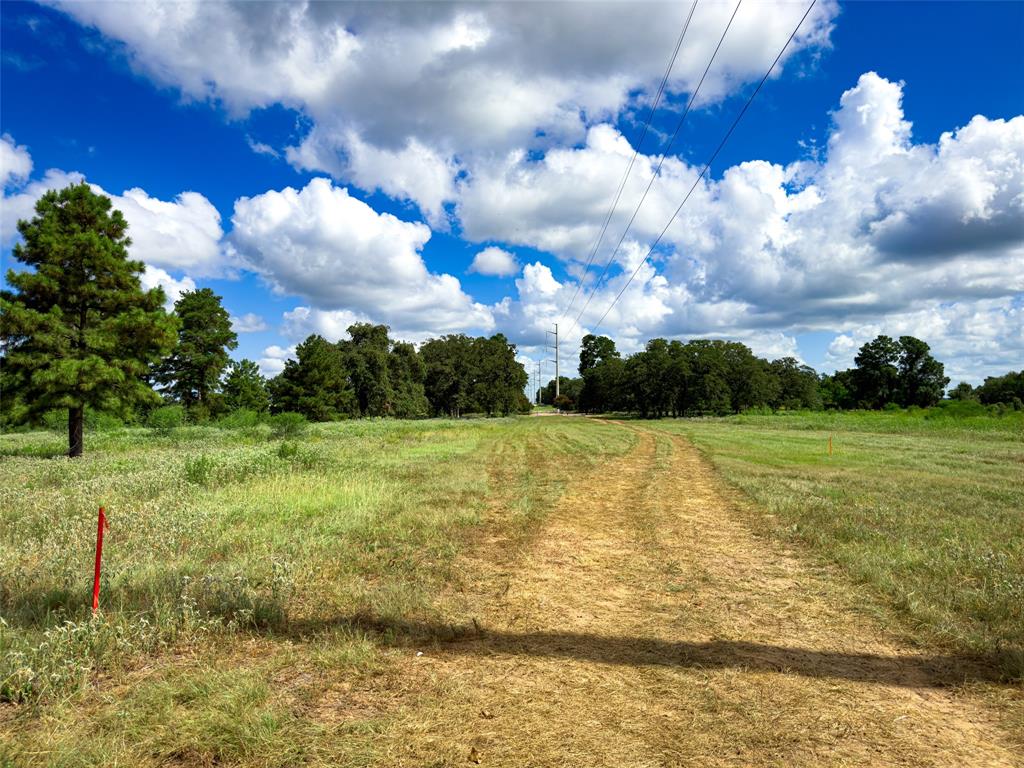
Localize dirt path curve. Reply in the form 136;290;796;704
379;423;1019;767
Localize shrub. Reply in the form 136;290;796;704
184;454;217;486
933;400;988;418
40;410;66;432
187;403;212;425
89;411;125;431
268;412;307;439
147;405;186;434
41;409;126;432
218;409;262;430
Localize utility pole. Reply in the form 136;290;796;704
545;323;559;400
555;323;559;400
535;361;541;404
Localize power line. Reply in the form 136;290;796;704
558;0;699;327
592;0;818;334
566;0;742;343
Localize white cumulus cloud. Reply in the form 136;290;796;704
228;178;494;336
51;1;838;222
468;246;519;278
1;139;226;280
230;312;269;333
258;344;296;377
1;134;33;189
107;187;226;277
140;266;196;308
487;74;1023;358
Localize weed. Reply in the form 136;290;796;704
147;405;186;435
268;412;308;439
184;454;217;486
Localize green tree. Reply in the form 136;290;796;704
421;334;475;416
852;335;901;408
896;336;949;407
472;333;528;416
850;334;948;408
719;341;777;413
0;183;177;456
947;382;976;401
579;334;619;376
342;323;393;416
156;288;237;412
222;359;270;413
578;334;624;413
625;338;673;417
769;357;822;410
974;370;1024;406
388;341;430;418
819;370;856;410
679;340;732;415
541;376;583;409
268;335;355;420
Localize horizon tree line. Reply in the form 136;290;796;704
540;333;1021;416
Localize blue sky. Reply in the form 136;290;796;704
2;1;1022;384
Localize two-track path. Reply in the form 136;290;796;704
373;423;1019;766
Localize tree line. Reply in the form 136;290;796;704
1;183;529;456
268;327;530;420
541;333;1022;416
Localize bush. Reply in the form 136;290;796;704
147;405;186;434
41;410;66;432
268;412;308;439
933;399;989;418
217;409;262;430
187;403;212;425
90;411;126;431
40;409;126;432
184;455;217;486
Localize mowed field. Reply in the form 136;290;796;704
0;413;1021;766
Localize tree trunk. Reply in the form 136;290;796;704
69;406;84;458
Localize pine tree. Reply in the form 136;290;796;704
268;335;355;420
222;359;270;413
0;182;177;456
156;288;237;414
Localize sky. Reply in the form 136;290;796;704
2;0;1022;387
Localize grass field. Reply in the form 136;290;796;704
1;411;1021;765
0;418;634;765
648;410;1024;678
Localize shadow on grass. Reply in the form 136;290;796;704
286;614;1021;688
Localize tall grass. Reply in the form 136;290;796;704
650;411;1024;679
0;417;632;765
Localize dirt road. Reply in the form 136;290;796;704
375;423;1020;766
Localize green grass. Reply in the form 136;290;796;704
3;411;1020;763
648;411;1024;678
0;417;634;766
